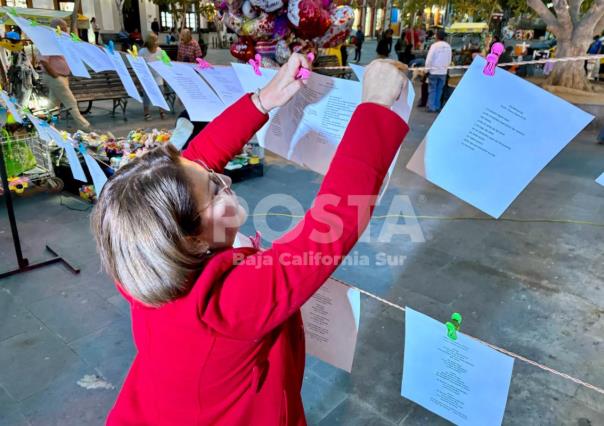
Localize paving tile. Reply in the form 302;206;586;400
28;288;124;343
317;396;396;426
69;320;135;387
301;370;348;425
106;294;131;317
0;289;42;342
19;357;117;426
0;264;81;306
0;327;80;401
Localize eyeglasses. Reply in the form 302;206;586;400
194;159;233;197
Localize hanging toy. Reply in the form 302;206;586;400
8;176;30;194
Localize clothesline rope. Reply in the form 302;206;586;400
328;276;604;397
314;53;604;72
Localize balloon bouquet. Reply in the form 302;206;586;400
217;0;355;66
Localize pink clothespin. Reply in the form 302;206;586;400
296;52;315;80
249;54;262;76
483;42;505;76
196;58;213;70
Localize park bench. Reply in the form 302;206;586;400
40;68;177;122
314;55;353;79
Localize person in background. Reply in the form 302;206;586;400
139;33;166;121
38;19;91;131
169;28;179;43
353;27;365;62
129;28;143;46
340;43;348;65
425;30;451;112
376;28;394;58
91;17;100;44
177;29;202;63
396;38;415;65
151;18;160;35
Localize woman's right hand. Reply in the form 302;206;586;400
362;59;409;108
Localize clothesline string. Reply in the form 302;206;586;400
328;276;604;397
314;53;604;72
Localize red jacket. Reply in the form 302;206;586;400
107;94;408;425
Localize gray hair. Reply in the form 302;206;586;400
91;144;210;307
50;18;68;31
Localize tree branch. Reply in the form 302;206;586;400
579;0;604;31
527;0;561;33
569;0;582;24
552;0;573;31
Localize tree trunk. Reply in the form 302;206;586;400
70;0;81;33
545;33;593;91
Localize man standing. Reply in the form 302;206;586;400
39;18;91;131
425;30;451;112
353;27;365;63
151;18;160;35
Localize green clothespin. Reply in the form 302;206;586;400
22;106;31;115
445;312;462;340
160;50;171;66
28;18;39;27
8;7;17;16
70;32;81;42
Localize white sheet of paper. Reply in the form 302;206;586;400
300;278;360;372
232;63;277;143
407;57;594;218
25;113;52;142
10;15;63;56
82;150;108;193
74;42;115;72
127;54;169;110
149;61;224;122
0;91;22;123
105;49;142;102
401;307;514;426
57;34;90;78
170;117;195;150
46;128;87;182
596;172;604;186
234;63;361;175
195;66;246;109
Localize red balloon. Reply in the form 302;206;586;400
288;0;332;39
230;37;256;61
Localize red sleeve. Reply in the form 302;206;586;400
199;103;409;339
182;94;268;171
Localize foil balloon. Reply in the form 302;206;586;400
222;10;244;33
242;0;258;18
250;0;284;12
255;39;278;56
225;0;244;10
273;14;291;38
230;36;256;61
241;13;274;38
317;5;354;47
275;39;292;64
260;56;280;68
288;0;332;39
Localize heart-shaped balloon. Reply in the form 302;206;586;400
242;0;258;18
222;10;244;33
250;0;284;12
241;13;275;39
255;39;278;55
288;0;332;39
273;13;291;38
230;36;256;61
316;5;353;47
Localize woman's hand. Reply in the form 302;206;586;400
362;59;409;108
255;53;311;112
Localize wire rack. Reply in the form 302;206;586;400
0;132;58;185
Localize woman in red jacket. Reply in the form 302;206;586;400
92;54;409;425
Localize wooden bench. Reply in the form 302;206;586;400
41;68;176;122
314;55;353;79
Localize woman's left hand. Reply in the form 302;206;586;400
255;53;312;112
